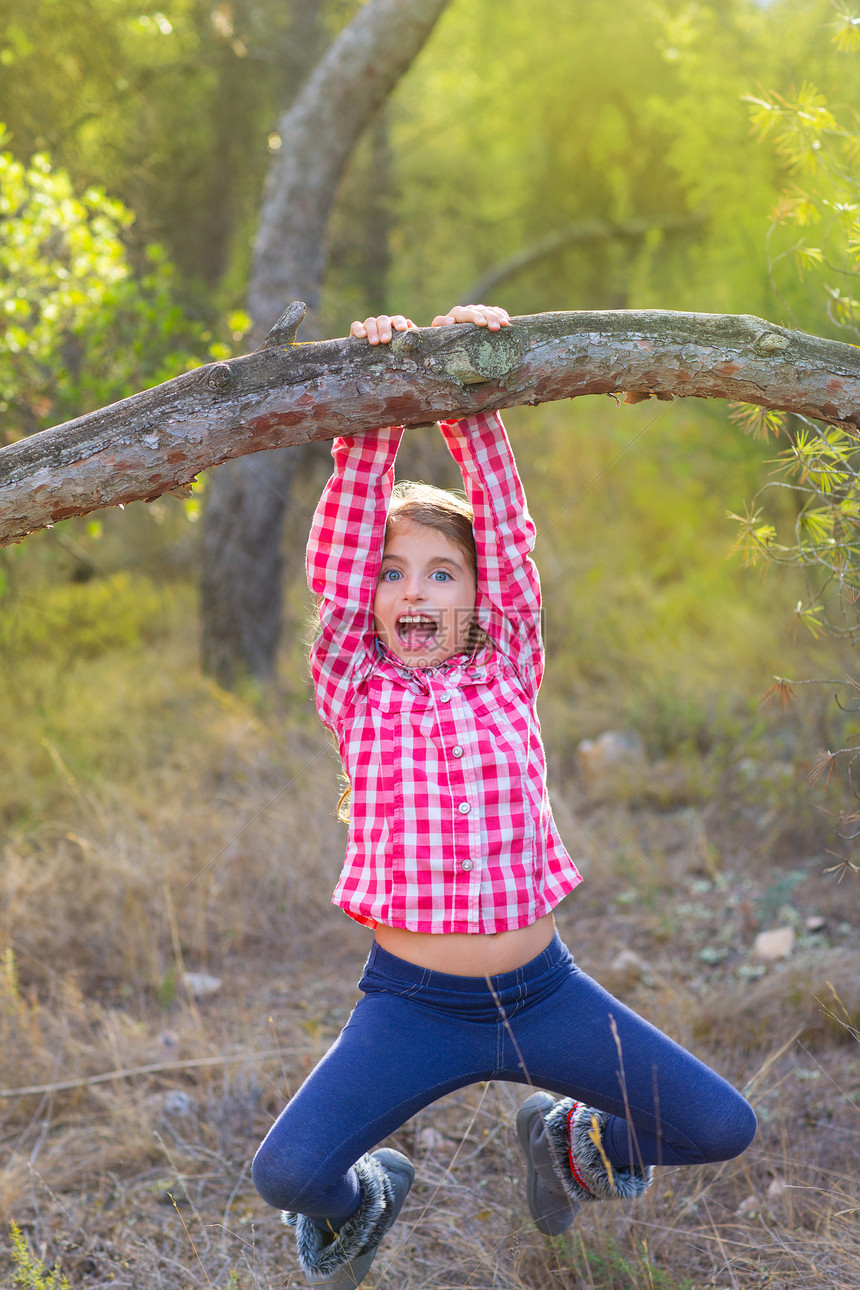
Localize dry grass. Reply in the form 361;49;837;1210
1;569;859;1288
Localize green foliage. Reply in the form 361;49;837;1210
0;572;195;830
745;70;860;330
0;571;167;661
504;397;817;760
732;12;860;648
730;407;860;642
735;12;860;864
0;134;212;443
0;135;125;438
0;0;302;291
372;0;836;327
0;0;846;333
8;1224;70;1290
728;402;787;443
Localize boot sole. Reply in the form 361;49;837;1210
516;1091;577;1237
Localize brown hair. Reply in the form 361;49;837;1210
386;481;477;580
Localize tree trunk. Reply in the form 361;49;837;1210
200;0;451;687
4;307;860;545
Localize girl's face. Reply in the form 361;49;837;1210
374;519;477;668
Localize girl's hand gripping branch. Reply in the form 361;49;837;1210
350;304;510;344
430;303;510;331
350;314;416;345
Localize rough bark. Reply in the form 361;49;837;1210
4;307;860;547
200;0;451;686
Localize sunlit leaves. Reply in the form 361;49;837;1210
824;282;860;328
0;139;129;439
833;8;860;52
746;70;860;343
0;0;296;291
136;12;174;36
0;137;210;443
847;224;860;264
728;401;786;441
770;188;820;227
779;425;857;494
799;504;836;542
795;598;827;637
794;244;825;276
227;309;251;342
733;406;860;646
743;83;838;174
727;502;782;567
742;29;860;629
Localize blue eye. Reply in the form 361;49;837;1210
432;570;452;582
380;568;401;582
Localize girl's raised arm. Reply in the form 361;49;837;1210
439;411;544;695
307;426;403;731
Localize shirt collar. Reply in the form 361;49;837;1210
372;638;494;685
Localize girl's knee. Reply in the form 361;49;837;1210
252;1138;316;1211
705;1093;757;1163
728;1095;757;1158
252;1140;292;1210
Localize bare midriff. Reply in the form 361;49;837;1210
374;911;556;976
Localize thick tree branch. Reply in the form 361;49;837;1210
3;307;860;547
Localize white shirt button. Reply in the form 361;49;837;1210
461;859;473;871
457;801;471;814
439;691;451;702
452;745;463;758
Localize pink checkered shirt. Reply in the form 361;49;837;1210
307;411;582;934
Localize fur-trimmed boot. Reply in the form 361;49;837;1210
283;1148;414;1289
517;1092;653;1234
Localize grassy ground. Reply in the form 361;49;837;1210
2;401;859;1287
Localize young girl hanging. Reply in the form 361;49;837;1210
252;305;756;1289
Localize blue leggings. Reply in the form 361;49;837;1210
252;933;755;1224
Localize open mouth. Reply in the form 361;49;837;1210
396;613;439;650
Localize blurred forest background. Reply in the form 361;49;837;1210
2;0;860;1286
